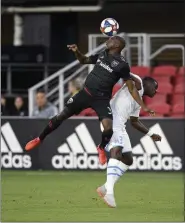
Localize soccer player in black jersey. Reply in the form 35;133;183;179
25;36;154;164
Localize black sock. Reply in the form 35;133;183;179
39;108;73;141
39;116;62;141
100;129;113;149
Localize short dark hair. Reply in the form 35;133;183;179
143;76;158;83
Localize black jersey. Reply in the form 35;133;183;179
84;50;131;98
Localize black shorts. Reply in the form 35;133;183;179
65;88;112;121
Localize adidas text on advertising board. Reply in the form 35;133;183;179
1;123;32;169
51;123;107;170
129;123;182;171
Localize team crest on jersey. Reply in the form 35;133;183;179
67;98;73;104
111;60;119;67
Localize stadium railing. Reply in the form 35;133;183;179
28;33;184;116
28;33;125;116
89;33;185;67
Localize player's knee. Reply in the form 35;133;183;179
104;125;112;132
122;153;133;166
101;118;112;131
126;156;133;166
57;107;74;121
110;147;122;160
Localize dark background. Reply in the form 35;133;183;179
1;0;184;112
2;1;184;63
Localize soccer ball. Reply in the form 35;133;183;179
100;18;119;37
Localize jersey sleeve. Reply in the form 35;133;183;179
88;54;99;64
130;107;141;117
119;63;131;80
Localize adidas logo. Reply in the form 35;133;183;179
1;122;32;169
52;123;107;170
129;123;182;171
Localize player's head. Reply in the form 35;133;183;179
142;77;158;98
14;96;24;109
106;36;125;52
1;95;6;106
36;90;47;108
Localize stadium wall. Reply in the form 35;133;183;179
77;2;184;52
1;117;184;171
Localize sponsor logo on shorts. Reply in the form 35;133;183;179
67;98;73;104
107;107;112;115
1;122;32;169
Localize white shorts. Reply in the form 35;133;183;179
105;130;132;154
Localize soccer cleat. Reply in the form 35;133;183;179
103;194;116;208
97;145;107;165
25;137;41;151
96;185;106;198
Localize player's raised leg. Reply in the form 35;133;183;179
97;118;113;165
25;107;75;151
25;89;91;151
92;100;113;165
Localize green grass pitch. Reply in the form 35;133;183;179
2;171;184;222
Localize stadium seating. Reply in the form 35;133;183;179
144;94;167;105
150;103;171;116
174;83;184;94
130;66;150;77
157;82;173;94
170;114;184;117
77;66;184;117
152;76;171;84
172;94;184;104
152;65;177;77
175;76;185;84
177;66;185;75
171;102;184;117
112;84;122;96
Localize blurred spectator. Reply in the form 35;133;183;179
67;78;97;117
32;90;58;118
11;96;27;116
68;78;83;96
1;96;9;116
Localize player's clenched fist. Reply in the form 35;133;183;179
151;134;162;142
67;44;78;52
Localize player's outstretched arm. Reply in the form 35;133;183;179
67;44;96;64
130;116;161;141
125;79;155;116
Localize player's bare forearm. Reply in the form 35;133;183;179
130;117;162;141
125;80;147;110
67;44;92;64
74;50;92;64
130;117;149;134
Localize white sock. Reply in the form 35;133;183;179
105;158;129;195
